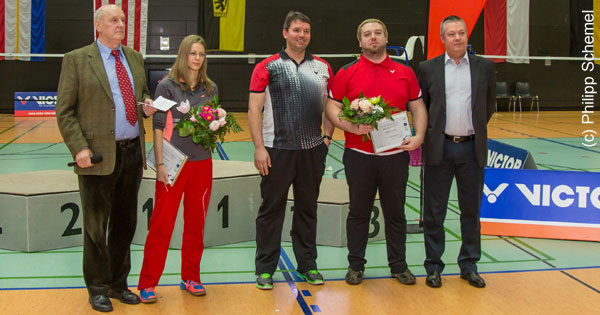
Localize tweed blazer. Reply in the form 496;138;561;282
417;53;496;168
56;42;150;175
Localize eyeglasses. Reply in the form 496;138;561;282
189;52;206;58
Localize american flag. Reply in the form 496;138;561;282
94;0;148;54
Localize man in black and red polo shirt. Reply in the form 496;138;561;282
248;11;334;290
326;18;427;285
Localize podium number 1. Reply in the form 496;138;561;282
142;198;154;230
217;195;229;228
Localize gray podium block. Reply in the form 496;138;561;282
0;171;83;252
281;178;386;247
132;160;260;249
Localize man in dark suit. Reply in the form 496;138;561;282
417;15;495;289
56;4;156;312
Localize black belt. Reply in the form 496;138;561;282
116;137;139;147
445;134;473;143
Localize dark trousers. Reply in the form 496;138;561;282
343;148;410;274
255;144;327;275
423;138;484;274
78;138;142;296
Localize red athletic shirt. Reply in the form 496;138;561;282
330;54;422;153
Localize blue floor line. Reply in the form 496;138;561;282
277;251;312;315
215;144;224;160
279;248;303;282
216;141;230;160
2;265;599;291
560;270;600;294
495;128;600;154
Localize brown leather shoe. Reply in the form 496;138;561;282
460;272;486;288
425;270;442;288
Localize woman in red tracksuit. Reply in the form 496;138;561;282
137;34;216;303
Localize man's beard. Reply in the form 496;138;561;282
363;44;385;55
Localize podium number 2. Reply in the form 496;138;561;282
217;195;229;228
61;203;82;237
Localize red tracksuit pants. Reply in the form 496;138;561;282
137;159;212;289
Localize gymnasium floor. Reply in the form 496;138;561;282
0;111;599;314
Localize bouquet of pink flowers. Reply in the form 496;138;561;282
175;95;242;151
338;92;397;141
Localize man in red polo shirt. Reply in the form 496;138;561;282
325;18;427;285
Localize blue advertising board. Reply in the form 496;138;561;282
487;139;536;169
481;168;600;241
14;92;57;117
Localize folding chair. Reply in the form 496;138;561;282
515;82;540;111
495;81;514;112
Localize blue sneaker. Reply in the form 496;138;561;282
139;287;157;303
180;280;206;296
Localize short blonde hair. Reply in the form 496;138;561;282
356;18;388;41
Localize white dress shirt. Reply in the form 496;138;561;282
444;51;474;136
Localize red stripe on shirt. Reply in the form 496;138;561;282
134;0;141;51
0;2;5;60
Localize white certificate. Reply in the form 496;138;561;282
146;139;188;185
370;111;413;154
150;96;177;111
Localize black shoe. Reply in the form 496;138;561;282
391;269;416;285
345;267;363;285
108;289;141;304
425;270;442;288
460;272;486;288
89;295;113;312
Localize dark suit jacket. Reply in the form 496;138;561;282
56;42;150;175
417;53;496;168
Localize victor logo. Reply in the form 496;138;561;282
515;184;600;209
17;95;57;105
484;182;600;209
483;183;509;203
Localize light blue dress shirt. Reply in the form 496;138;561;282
97;40;139;141
444;51;474;136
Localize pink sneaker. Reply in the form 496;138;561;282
180;280;206;296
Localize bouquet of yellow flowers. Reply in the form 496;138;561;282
338;92;397;141
175;95;242;151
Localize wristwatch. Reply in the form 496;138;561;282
322;135;332;141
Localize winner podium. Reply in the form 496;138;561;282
0;161;385;252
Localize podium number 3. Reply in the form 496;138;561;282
61;203;82;237
368;206;380;238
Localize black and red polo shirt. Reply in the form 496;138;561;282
250;48;333;150
329;54;422;153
